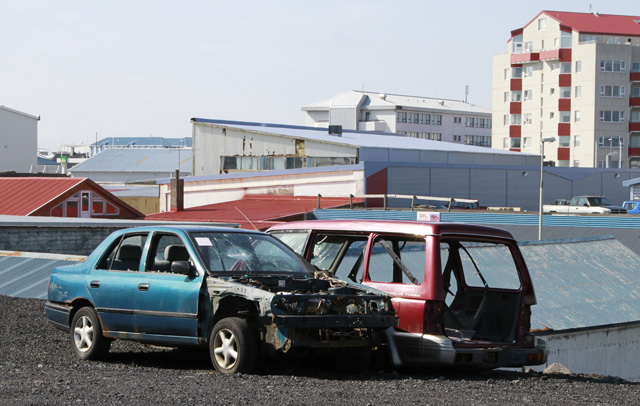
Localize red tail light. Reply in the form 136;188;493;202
423;300;445;335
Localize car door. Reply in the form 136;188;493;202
133;231;203;344
89;232;148;334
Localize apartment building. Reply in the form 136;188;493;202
302;91;492;147
493;11;640;167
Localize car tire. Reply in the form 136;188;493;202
70;307;111;360
209;317;257;374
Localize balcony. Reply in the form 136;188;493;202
557;148;570;161
558;123;571;136
510;102;521;114
558;99;571;111
630;122;640;132
509;126;521;137
510;53;540;64
510;79;522;91
539;48;572;62
559;74;571;87
628;147;640;157
630;97;640;108
631;72;640;82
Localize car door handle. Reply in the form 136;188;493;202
138;283;150;291
90;280;101;288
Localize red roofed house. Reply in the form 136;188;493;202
0;177;143;219
493;10;640;168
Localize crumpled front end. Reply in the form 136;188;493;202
266;293;397;351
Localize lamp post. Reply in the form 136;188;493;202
95;130;100;157
538;137;556;240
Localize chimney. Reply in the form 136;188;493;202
170;170;184;211
328;125;342;137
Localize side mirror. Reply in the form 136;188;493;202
171;260;195;276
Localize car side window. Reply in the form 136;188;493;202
309;235;368;281
97;233;147;271
270;231;310;255
147;233;191;273
366;236;425;285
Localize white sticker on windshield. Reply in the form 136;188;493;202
195;237;213;246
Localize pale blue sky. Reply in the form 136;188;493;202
1;1;638;150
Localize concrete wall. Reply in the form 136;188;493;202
536;323;640;382
0;107;38;172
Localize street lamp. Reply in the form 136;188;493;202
538;137;556;240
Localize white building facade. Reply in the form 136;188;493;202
0;106;39;172
302;91;493;147
493;10;640;168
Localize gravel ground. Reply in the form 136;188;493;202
1;295;639;405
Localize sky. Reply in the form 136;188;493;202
2;1;639;151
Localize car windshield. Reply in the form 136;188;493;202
190;231;311;276
587;197;612;206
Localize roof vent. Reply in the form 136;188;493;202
378;93;386;100
439;100;445;106
634;19;640;24
593;11;599;17
328;125;342;137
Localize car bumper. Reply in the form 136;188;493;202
386;329;549;369
44;301;71;332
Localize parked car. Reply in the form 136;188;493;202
543;196;627;214
45;226;397;374
623;201;640;214
268;220;549;370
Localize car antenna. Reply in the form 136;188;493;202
235;207;258;230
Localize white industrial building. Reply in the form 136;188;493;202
302;91;493;147
0;106;39;172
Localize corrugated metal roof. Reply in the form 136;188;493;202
69;148;192;174
145;195;362;230
94;137;192;148
520;237;640;331
192;119;532;156
0;177;85;215
0;252;85;299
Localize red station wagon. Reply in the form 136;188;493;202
267;220;549;370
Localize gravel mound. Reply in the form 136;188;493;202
1;295;638;405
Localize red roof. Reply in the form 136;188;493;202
539;10;640;36
144;195;362;230
0;177;86;215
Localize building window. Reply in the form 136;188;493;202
504;92;509;103
454;116;462;124
631;135;640;148
550;63;558;71
503;115;509;126
510;138;521;148
503;138;510;148
575;61;582;73
599;111;625;123
560;87;571;98
397;112;407;123
632;111;640;122
559;136;570;147
524;66;533;78
523;113;532;125
523;137;531;148
560;32;572;48
550;87;555;96
538;18;547;30
600;60;627;72
487;118;492;129
433;115;442;125
560;111;571;123
632;87;640;98
607;37;621;45
600;85;626;97
524;90;532;101
633;63;640;72
573;160;580;167
561;62;571;74
511;91;522;102
598;136;624;147
575;110;581;122
511;114;521;125
575;85;582;97
512;66;523;78
524;41;534;52
550;112;555;120
574;135;581;147
504;68;510;80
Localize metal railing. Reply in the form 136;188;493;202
316;194;478;212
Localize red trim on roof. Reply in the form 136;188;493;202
543;10;640;36
143;195;362;230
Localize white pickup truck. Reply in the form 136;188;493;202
543;196;627;214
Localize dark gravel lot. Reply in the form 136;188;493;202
1;295;639;405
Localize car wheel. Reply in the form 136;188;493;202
209;317;257;374
70;307;111;360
